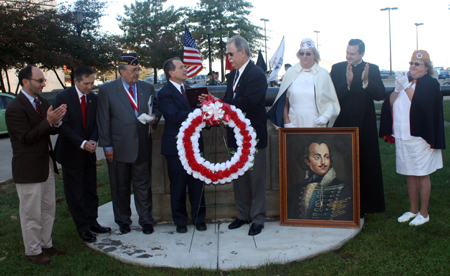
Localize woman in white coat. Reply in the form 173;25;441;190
268;38;340;128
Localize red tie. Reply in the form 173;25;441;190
80;95;87;139
181;85;189;104
34;98;43;120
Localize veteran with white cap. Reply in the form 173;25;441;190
268;38;340;128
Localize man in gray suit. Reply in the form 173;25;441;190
97;53;161;234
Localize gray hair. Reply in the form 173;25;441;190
118;64;127;76
422;59;435;75
227;35;251;58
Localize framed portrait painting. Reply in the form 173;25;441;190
279;127;360;228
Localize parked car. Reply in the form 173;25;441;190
0;93;16;134
143;77;154;84
438;70;450;79
380;70;391;79
157;76;167;85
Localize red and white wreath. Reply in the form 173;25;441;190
176;96;257;184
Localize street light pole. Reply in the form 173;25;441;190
380;7;397;75
260;18;269;65
314;30;320;50
414;23;423;50
206;25;212;76
74;11;82;37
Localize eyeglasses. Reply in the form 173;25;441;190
226;51;240;57
299;52;312;56
125;68;142;73
27;78;47;83
409;61;423;66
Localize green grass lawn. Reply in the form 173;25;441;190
1;123;450;275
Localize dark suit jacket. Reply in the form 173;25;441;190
5;92;60;183
222;61;268;149
54;86;98;168
158;82;203;156
97;79;161;163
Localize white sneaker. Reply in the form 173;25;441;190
398;212;418;223
409;214;429;226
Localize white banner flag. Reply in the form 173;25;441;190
267;36;285;83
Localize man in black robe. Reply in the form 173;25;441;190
330;39;385;215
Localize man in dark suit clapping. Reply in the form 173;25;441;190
158;57;207;234
55;65;111;243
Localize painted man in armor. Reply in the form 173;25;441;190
288;141;353;220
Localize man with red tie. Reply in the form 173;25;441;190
55;65;111;243
6;65;67;265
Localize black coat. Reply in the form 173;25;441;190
330;61;385;213
55;86;98;168
222;61;268;149
379;74;445;149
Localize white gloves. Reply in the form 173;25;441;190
137;113;155;124
395;72;410;91
283;122;295;128
315;115;329;126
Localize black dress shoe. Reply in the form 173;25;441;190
143;224;154;234
228;218;250;230
90;223;111;234
176;225;188;233
195;222;207;231
248;223;264;236
79;231;96;243
120;223;131;234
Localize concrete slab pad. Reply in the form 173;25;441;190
88;196;363;271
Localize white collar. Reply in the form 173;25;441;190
237;59;250;75
169;80;184;93
75;85;85;100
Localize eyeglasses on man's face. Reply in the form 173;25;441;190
226;50;241;57
299;52;312;56
125;67;142;73
27;78;47;83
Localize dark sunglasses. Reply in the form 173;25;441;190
226;51;239;57
299;52;312;56
409;61;423;66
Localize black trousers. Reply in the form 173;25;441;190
62;159;98;233
165;155;206;226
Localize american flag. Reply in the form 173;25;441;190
183;26;203;78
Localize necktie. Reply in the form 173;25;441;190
232;70;240;98
80;95;87;139
181;85;189;104
127;86;139;113
34;98;43;120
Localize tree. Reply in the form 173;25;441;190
0;0;73;92
188;0;264;80
0;0;121;93
118;0;186;83
58;0;122;85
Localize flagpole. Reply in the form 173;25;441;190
267;36;284;77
